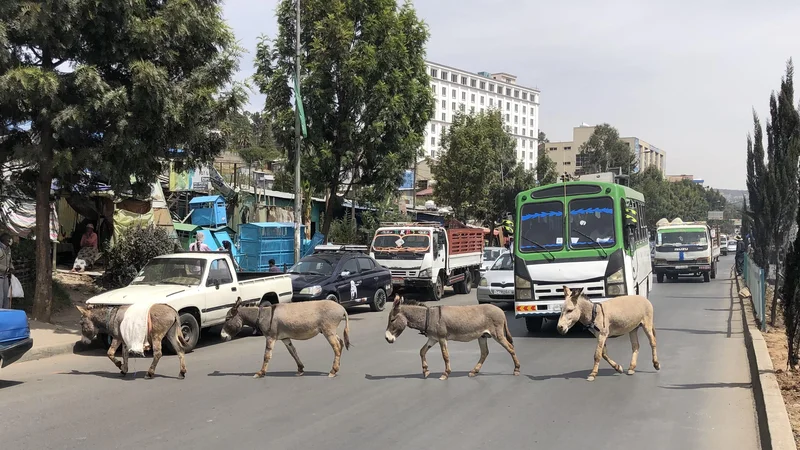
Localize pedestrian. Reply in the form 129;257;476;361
221;240;240;270
189;232;211;252
268;259;282;273
0;233;15;309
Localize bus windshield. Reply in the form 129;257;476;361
658;229;708;246
518;200;564;253
568;197;616;249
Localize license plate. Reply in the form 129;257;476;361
700;265;711;270
490;289;506;295
392;277;404;283
675;265;688;269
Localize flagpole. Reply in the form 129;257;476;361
293;0;302;264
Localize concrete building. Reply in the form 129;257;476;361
544;124;667;176
667;174;704;185
422;61;541;170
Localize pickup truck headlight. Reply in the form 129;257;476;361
479;277;488;287
299;285;322;296
418;268;431;278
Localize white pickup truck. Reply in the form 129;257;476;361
86;252;293;351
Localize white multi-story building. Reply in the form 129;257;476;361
423;61;540;170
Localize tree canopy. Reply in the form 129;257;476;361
534;151;558;186
578;123;636;174
0;0;244;320
255;0;434;237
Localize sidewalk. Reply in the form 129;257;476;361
18;320;95;364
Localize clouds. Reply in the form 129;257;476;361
223;0;800;189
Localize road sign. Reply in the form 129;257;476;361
708;211;724;220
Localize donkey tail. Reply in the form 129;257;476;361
342;310;351;351
504;319;514;345
170;316;189;352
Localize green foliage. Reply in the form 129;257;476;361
431;110;519;222
578;124;637;174
0;0;245;320
537;130;549;154
534;151;558;186
101;226;177;289
221;111;280;166
255;0;435;237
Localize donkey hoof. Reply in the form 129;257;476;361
439;374;449;381
468;371;477;377
328;372;337;378
296;371;305;377
513;370;520;376
119;370;127;377
654;361;661;370
615;365;624;373
586;375;596;382
145;372;154;379
253;372;265;379
178;372;186;380
422;370;430;379
627;369;635;375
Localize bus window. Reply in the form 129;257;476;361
568;197;616;249
518;200;564;252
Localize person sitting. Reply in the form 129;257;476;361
268;259;282;273
72;224;99;272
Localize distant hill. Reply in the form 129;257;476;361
717;189;747;205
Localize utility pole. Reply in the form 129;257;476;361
293;0;302;264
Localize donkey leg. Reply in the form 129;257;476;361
588;334;608;381
627;328;641;375
254;337;276;378
107;338;123;373
469;337;490;377
643;321;660;370
282;339;305;375
493;335;521;376
420;337;437;379
325;333;342;378
145;340;163;379
602;344;623;373
121;343;130;376
438;339;452;381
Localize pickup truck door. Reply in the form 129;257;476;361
336;257;362;304
205;257;239;324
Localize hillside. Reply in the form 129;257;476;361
717;189;747;205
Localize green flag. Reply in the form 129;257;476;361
294;76;308;138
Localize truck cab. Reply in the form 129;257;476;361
370;222;483;301
653;218;719;283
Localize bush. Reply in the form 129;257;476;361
101;226;177;289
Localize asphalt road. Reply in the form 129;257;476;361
0;257;758;450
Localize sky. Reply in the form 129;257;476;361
221;0;800;190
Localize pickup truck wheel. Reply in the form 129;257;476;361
525;317;543;333
370;288;387;312
179;313;200;352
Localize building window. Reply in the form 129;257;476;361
470;79;476;88
452;89;456;99
441;112;446;121
514;104;518;112
522;118;526;126
514;89;519;98
480;107;484;114
471;93;475;102
431;123;436;133
441;71;447;80
441;99;446;109
564;146;571;150
506;87;511;96
514;116;518;123
441;86;446;95
430;68;438;78
514;126;518;134
431;136;436;145
564;161;572;166
522;92;528;100
431;149;436;158
489;98;494;106
480;81;486;90
461;76;467;85
480;96;484;105
431;84;436;93
506;103;510;111
522;141;526;149
530;130;535;137
522;128;526;135
452;102;456;110
498;100;502;109
451;74;458;83
460;103;465;111
522;105;527;114
470;106;475;113
462;92;466;100
506;114;510;122
489;84;495;92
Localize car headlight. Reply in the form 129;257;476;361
515;275;531;289
697;257;710;263
605;268;626;296
479;277;488;287
299;285;322;296
654;258;667;265
418;268;431;278
607;268;624;284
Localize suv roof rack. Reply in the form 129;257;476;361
313;244;369;254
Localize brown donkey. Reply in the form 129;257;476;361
556;286;660;381
76;304;188;379
384;295;520;380
220;298;351;378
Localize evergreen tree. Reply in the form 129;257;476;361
746;113;771;269
534;151;558;186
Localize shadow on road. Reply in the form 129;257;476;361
207;370;329;377
364;370;506;380
0;380;24;389
661;382;751;390
60;369;184;381
527;368;629;381
659;327;739;336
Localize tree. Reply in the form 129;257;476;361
538;130;549;154
255;0;434;237
534;151;558;186
747;113;771;269
578;124;636;174
0;1;243;321
430;110;516;221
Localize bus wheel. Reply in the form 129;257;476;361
656;273;664;283
525;317;543;333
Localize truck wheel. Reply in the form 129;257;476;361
462;271;472;294
429;276;444;301
525;317;543;333
656;273;664;283
370;288;387;312
471;269;480;288
179;313;200;352
703;272;710;282
710;263;717;279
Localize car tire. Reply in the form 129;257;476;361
370;288;387;312
656;273;664;283
703;272;710;282
326;293;339;303
525;316;543;333
178;313;200;353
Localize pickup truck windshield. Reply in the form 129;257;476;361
658;230;708;246
289;257;335;276
131;258;206;286
372;234;430;252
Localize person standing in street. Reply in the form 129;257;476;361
268;259;282;273
0;233;15;309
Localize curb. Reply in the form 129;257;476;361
736;272;798;450
16;340;97;365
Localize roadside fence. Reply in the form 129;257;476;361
743;253;767;331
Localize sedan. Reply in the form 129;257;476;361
727;240;738;254
477;253;514;305
480;247;509;277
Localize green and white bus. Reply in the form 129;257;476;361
512;180;652;333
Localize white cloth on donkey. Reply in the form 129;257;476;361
120;302;156;355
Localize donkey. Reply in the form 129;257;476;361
556;286;660;381
76;304;188;379
384;295;520;380
220;298;351;378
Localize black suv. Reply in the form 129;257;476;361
288;245;392;312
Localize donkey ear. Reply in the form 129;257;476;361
234;297;242;309
572;287;584;298
76;305;89;316
392;294;403;310
562;285;571;298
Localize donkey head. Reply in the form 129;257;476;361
76;305;98;345
385;294;409;343
557;286;586;335
220;297;243;341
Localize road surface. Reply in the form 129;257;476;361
0;257;759;450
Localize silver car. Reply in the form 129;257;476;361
480;247;509;277
477;253;514;305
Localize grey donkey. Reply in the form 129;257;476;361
385;295;520;380
556;286;660;381
76;304;188;379
220;297;351;378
